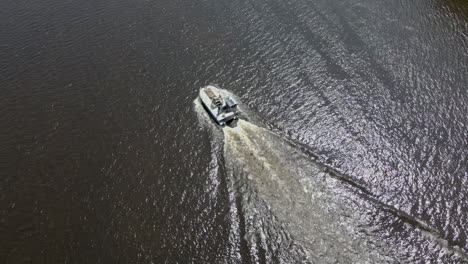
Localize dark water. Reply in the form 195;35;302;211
1;0;467;262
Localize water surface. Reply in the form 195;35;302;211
1;0;467;262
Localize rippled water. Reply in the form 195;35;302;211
1;0;467;262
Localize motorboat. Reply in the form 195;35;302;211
199;85;239;126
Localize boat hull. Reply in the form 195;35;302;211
199;86;238;126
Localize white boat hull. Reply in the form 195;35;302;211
199;85;238;126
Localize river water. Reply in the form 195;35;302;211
1;0;467;262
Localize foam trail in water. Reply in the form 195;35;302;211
194;95;467;263
223;120;395;263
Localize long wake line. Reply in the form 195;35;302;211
194;96;467;262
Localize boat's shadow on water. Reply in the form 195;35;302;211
193;94;468;263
